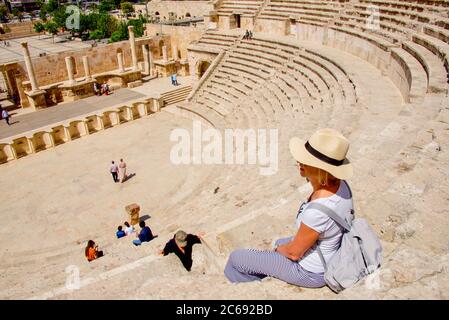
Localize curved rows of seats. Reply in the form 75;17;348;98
330;0;449;87
194;30;240;51
150;1;449;298
183;33;358;132
217;0;265;16
253;0;449;100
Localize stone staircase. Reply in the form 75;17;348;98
160;85;192;106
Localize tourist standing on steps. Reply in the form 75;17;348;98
119;158;127;183
159;230;204;272
110;161;119;183
1;107;10;126
224;128;354;288
173;73;179;86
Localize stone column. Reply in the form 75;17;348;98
149;51;154;76
20;42;39;92
172;44;178;60
65;56;76;85
162;45;168;61
82;56;92;81
128;26;138;71
142;44;150;75
117;53;125;73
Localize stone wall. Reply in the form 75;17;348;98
187;49;218;78
0;21;36;40
145;24;204;60
254;18;289;36
135;0;212;20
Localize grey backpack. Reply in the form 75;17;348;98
307;202;383;293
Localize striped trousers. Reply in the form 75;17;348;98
224;237;325;288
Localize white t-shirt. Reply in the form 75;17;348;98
295;181;353;273
125;226;135;235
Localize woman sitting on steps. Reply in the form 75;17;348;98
224;128;354;288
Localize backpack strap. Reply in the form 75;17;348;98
307;202;351;273
306;203;352;232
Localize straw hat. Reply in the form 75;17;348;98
289;128;353;179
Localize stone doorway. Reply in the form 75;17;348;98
197;60;211;79
234;14;241;28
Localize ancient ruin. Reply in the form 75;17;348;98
0;0;449;299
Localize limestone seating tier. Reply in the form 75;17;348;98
402;41;448;93
195;30;240;51
160;85;193;106
158;45;448;300
258;0;347;22
218;0;265;15
183;33;360;130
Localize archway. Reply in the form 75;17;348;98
186;13;191;18
197;60;211;79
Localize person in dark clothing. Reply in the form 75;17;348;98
133;221;156;246
159;230;203;271
1;107;10;125
116;225;126;239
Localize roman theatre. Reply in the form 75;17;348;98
1;0;449;299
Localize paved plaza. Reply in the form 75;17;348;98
0;76;193;141
0;34;94;65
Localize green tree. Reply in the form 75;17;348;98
43;0;60;16
39;9;48;22
120;2;134;17
108;20;127;42
33;21;45;39
108;18;145;43
96;13;118;38
127;18;144;37
98;0;115;14
52;6;69;30
44;21;59;43
89;29;104;40
12;8;24;22
0;4;8;23
36;0;45;9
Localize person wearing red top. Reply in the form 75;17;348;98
85;240;104;262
